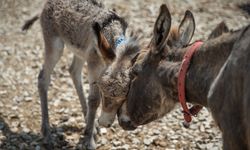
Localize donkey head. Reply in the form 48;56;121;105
97;35;140;127
118;5;196;130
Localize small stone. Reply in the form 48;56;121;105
67;133;79;140
9;114;19;119
200;124;205;132
206;143;214;149
100;138;108;145
154;139;168;147
0;122;4;130
24;97;33;102
0;101;3;107
143;138;152;146
19;143;28;149
100;128;107;134
197;143;207;149
112;140;121;146
60;116;69;122
153;129;161;135
30;141;39;146
22;133;32;140
121;144;130;149
132;138;140;144
170;135;179;140
12;127;19;132
22;127;30;133
35;145;41;150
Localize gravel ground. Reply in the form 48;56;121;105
0;0;249;149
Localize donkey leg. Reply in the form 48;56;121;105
208;62;247;150
244;71;250;149
69;56;87;117
38;37;64;148
82;58;104;150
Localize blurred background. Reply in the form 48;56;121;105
0;0;249;149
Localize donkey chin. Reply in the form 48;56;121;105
117;102;138;130
98;110;117;128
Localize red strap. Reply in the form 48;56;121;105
178;41;203;126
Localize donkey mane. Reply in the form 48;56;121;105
100;11;128;33
119;37;140;60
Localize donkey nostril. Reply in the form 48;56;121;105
107;123;111;128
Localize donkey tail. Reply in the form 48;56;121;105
238;2;250;15
22;14;40;31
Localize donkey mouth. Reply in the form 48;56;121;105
117;104;137;130
118;119;137;131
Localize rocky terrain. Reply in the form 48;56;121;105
0;0;249;149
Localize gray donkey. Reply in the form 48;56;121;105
117;4;250;150
22;0;139;149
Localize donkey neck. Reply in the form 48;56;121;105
158;30;242;107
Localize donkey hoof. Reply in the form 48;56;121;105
182;121;190;128
43;143;54;150
82;136;96;150
41;133;54;150
42;138;54;150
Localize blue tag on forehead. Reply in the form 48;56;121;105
115;35;127;48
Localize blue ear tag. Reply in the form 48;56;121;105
115;35;127;48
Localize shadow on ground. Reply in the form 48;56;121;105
0;116;88;150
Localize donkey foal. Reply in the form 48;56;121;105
22;0;138;149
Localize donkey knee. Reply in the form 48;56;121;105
88;94;101;109
38;69;51;89
68;65;76;77
38;70;47;90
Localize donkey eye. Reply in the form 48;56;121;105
129;69;136;79
130;65;140;79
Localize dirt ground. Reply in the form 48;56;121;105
0;0;249;149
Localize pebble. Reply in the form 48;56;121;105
121;144;130;149
132;138;140;144
0;122;5;130
100;138;108;145
143;138;152;146
112;140;121;146
35;145;41;150
153;139;168;147
24;97;33;102
100;127;108;134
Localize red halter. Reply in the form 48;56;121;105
178;41;203;128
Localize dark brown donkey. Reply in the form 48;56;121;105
118;4;250;150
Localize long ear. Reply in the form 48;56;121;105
120;37;140;63
178;10;195;47
208;21;229;40
151;4;171;51
93;22;115;61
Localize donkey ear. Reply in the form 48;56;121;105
178;10;195;47
151;4;171;50
208;21;229;40
93;22;116;61
120;38;140;63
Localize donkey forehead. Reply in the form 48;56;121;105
100;69;130;96
127;80;168;123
